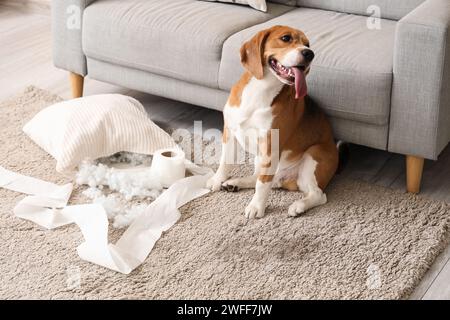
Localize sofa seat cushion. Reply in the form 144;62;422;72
82;0;293;89
219;8;397;125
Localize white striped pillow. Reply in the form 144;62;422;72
23;94;176;174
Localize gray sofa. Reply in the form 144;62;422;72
52;0;450;193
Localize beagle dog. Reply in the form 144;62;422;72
207;25;339;219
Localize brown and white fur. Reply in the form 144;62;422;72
207;26;338;219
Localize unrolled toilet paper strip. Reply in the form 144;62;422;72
77;174;211;273
0;165;73;197
1;166;75;229
0;165;212;274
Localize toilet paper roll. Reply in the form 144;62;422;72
150;148;186;188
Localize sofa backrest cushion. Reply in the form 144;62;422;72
295;0;426;20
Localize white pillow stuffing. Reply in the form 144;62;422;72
23;94;176;174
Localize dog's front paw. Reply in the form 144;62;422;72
245;201;266;219
288;200;306;217
221;180;240;192
206;175;225;192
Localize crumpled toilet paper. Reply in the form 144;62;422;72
0;163;212;274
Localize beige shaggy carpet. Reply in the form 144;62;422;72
1;86;450;300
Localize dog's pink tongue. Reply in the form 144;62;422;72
292;67;307;99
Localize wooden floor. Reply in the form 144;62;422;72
1;4;449;299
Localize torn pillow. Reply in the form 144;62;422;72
23;94;176;174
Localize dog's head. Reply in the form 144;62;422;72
240;25;314;98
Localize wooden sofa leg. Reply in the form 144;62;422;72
406;155;424;194
70;72;84;98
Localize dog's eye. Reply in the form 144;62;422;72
305;43;310;48
280;35;292;43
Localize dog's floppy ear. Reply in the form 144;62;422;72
240;29;270;80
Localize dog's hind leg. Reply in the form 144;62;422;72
221;156;261;192
222;175;257;191
288;143;338;217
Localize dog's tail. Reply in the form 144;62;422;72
336;140;349;174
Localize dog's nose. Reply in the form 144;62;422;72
301;49;315;62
